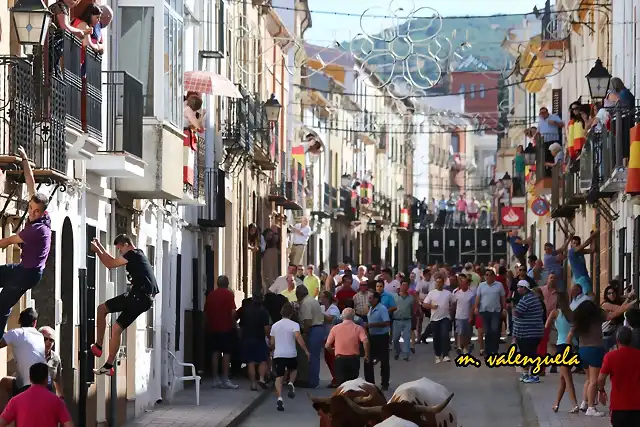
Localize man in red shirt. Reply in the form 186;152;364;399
335;275;356;311
0;362;72;427
598;326;640;427
204;275;239;389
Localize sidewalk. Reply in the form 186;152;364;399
124;379;270;427
518;370;611;427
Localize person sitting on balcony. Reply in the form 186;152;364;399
545;143;565;169
0;147;52;339
91;4;113;54
71;4;103;54
48;0;93;75
89;234;159;376
184;91;206;134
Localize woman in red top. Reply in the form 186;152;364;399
71;4;102;77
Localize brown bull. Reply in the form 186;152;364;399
342;393;455;427
308;378;387;427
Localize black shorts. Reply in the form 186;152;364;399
517;337;541;360
105;291;154;329
273;357;297;377
210;330;237;354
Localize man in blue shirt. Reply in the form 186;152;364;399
375;280;397;315
509;230;532;266
568;231;597;296
543;239;571;292
364;292;391;390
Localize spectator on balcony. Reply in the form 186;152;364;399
290;217;312;266
466;197;479;228
545;143;565;168
92;4;113;53
71;4;103;54
479;199;490;227
514;145;526;195
445;194;456;228
588;102;609;134
607;77;635;109
48;0;92;75
455;193;467;226
537;107;564;143
567;103;588;160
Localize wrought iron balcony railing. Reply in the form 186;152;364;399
323;182;331;211
330;186;338;211
182;134;206;201
1;54;67;177
103;71;143;157
598;106;637;191
550;163;586;218
377;126;388;151
222;85;272;156
535;132;564;181
198;167;226;228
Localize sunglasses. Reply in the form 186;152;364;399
44;337;54;343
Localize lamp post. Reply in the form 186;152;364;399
586;58;611;100
10;0;50;46
264;94;282;123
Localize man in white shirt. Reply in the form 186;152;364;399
411;263;423;281
537;107;564;143
382;268;400;294
357;265;368;283
270;302;309;412
423;277;455;363
0;308;46;400
289;217;312;265
270;264;303;294
452;275;475;354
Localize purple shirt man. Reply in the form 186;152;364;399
18;214;52;270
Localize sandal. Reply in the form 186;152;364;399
552;406;559;413
569;406;579;414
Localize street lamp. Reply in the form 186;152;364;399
341;173;351;188
523;143;536;165
502;172;512;190
367;219;377;232
397;185;406;199
586;58;611;99
264;94;282;123
11;0;51;46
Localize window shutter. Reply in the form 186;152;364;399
552;88;562;118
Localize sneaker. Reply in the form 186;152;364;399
522;375;540;384
443;356;451;362
276;399;284;412
468;344;474;354
93;365;114;376
219;380;239;389
579;401;588;412
258;380;268;390
90;344;103;358
456;348;462;355
287;382;296;399
394;354;399;361
435;357;442;364
402;357;410;362
519;373;529;382
585;408;604;417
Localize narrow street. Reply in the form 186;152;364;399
239;340;529;427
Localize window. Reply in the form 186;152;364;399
164;5;184;127
459;84;465;94
118;7;155;116
480;84;485;98
450;134;460;153
470;84;476;99
146;245;156;349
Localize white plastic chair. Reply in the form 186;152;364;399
168;351;201;406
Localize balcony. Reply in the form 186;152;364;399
86;72;145;178
539;2;570;59
283;162;304;211
533;132;562;195
377;126;388;152
178;132;206;205
268;151;288;204
550;163;587;219
198;167;226;227
597;107;635;193
359;111;378;145
311;182;332;219
222;84;259;155
53;32;103;157
0;56;68;184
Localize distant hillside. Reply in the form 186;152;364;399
344;15;524;90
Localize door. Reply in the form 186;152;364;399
60;218;77;424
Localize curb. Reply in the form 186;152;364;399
516;377;540;427
216;388;272;427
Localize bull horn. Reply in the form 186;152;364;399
353;393;374;404
307;393;330;404
343;395;383;415
415;393;454;414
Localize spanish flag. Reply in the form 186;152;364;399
567;119;585;159
291;145;305;168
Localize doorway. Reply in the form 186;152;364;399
60;217;77;424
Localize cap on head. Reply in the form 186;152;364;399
517;280;531;289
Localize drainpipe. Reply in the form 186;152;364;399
155;203;164;403
108;197;117;427
78;160;88;427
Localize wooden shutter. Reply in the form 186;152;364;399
552;88;562;118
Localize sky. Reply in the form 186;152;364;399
305;0;543;45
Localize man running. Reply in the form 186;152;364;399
270;302;309;412
89;234;159;375
0;147;51;338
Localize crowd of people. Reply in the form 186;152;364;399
205;228;640;425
